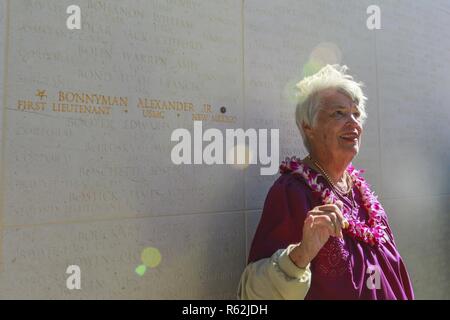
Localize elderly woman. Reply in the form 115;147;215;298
237;65;414;300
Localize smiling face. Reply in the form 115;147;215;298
303;87;363;163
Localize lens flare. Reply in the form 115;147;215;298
302;42;342;78
282;77;304;105
135;264;147;276
141;247;162;268
226;143;254;170
309;42;342;66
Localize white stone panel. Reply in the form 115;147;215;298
3;0;244;227
382;195;450;299
244;0;381;209
0;212;245;299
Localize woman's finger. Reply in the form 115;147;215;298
307;209;325;217
307;209;344;238
335;200;344;212
320;203;348;230
304;214;314;229
322;206;345;231
315;204;341;212
310;215;335;236
327;211;343;238
335;201;349;229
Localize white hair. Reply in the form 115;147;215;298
295;64;368;152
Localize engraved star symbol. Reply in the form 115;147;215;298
35;89;47;100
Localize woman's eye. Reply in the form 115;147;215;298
334;111;344;117
353;112;361;118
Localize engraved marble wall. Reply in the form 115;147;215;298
1;0;245;299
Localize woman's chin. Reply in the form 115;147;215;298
339;140;359;150
338;145;359;157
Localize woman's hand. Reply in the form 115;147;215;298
289;201;347;268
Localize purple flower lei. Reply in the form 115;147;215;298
280;156;387;246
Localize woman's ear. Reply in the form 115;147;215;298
302;122;314;140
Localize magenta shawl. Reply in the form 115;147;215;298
248;162;415;300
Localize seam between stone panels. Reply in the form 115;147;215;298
241;0;248;265
2;209;248;230
373;26;383;197
0;0;11;271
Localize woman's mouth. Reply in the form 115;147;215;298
340;137;358;142
340;133;359;143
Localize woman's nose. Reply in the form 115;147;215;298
346;114;362;130
348;113;360;125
